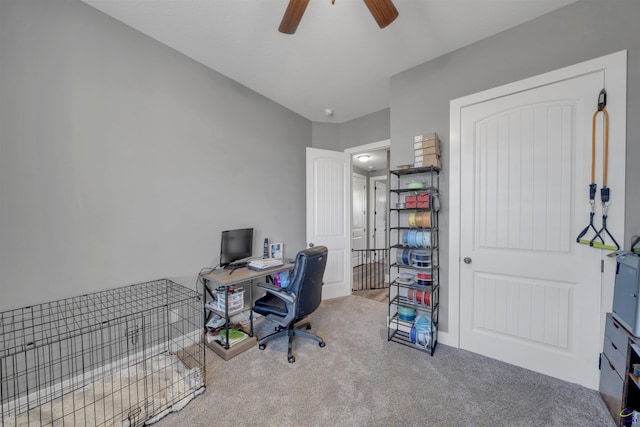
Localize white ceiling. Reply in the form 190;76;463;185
81;0;577;123
352;151;388;172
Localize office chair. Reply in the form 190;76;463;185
253;246;328;363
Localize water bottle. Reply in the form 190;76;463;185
280;271;290;289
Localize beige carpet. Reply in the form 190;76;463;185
352;287;389;302
155;295;614;427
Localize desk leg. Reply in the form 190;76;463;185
249;279;254;337
203;278;207;335
224;286;230;349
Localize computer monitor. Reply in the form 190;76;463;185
220;228;254;267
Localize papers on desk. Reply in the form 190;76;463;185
248;258;284;270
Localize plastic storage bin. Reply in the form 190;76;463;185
211;287;245;314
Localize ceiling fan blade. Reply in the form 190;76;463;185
279;0;310;34
362;0;399;28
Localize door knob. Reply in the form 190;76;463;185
463;257;472;264
308;243;315;247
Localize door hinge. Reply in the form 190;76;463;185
601;259;604;273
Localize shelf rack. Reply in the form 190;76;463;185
387;166;440;356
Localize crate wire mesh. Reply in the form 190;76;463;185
0;279;205;426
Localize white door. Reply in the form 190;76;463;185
306;147;352;299
453;52;626;389
371;177;387;250
352;173;367;267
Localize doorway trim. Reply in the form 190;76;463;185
352;171;368;267
345;139;391;293
370;174;388;250
344;139;391;156
448;51;627;348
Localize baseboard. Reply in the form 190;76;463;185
322;283;351;300
436;331;455;347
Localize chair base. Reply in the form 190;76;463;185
258;319;325;363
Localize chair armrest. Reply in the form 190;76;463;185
257;282;296;304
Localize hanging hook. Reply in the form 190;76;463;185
598;88;607;111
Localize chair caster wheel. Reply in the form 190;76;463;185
259;344;266;350
288;355;295;363
319;342;326;348
306;324;312;330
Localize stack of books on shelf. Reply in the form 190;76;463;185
219;328;249;346
206;327;249;347
414;133;441;170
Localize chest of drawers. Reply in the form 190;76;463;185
600;312;640;425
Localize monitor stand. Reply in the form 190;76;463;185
224;261;248;270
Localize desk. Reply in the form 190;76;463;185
201;263;294;356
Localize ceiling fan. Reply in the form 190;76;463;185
279;0;399;34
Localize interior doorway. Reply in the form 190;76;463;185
345;140;390;296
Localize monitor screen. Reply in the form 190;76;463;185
220;228;254;267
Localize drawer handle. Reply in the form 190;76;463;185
614;322;620;329
608;359;615;370
611;341;618;350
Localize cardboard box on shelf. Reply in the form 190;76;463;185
415;154;440;164
413;133;439;144
415;145;440;156
415;157;442;171
414;140;439;150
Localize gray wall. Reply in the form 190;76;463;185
340;108;391;148
0;0;310;311
390;0;640;334
311;122;341;151
4;0;638;322
312;108;390;150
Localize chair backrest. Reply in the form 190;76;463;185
288;246;328;319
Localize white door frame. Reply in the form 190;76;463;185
344;139;391;156
448;51;627;348
352;172;367;266
370;175;387;249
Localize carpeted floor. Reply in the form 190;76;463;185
352;287;389;302
156;295;614;427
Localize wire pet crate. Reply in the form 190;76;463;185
0;279;205;426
